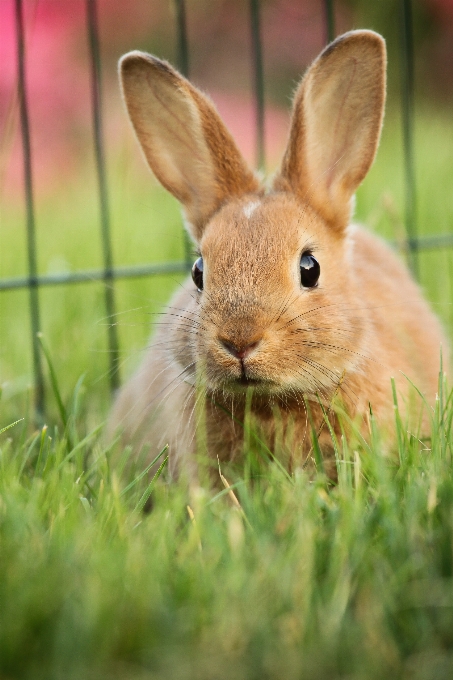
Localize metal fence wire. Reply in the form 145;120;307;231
3;0;451;418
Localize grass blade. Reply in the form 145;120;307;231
0;419;24;436
133;455;168;513
37;333;67;429
120;444;169;497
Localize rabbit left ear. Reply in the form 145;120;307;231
273;30;386;231
119;52;259;242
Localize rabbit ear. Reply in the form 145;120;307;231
274;30;386;230
119;52;259;242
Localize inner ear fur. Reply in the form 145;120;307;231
274;30;386;230
119;52;259;242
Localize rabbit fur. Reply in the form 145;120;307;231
109;30;446;479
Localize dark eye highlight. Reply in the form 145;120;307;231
192;256;204;291
300;252;320;288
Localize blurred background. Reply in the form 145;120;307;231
1;0;453;426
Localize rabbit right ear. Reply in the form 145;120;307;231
119;52;259;242
274;30;386;231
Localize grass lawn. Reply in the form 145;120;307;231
1;376;453;679
1;107;453;678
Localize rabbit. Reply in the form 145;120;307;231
108;30;446;480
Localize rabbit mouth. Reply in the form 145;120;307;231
236;360;265;387
236;375;262;387
229;373;277;392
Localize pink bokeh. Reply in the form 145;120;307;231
1;1;88;196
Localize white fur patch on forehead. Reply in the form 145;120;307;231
243;200;261;219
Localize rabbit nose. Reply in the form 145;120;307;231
220;338;261;360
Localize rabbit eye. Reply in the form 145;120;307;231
300;252;320;288
192;256;204;292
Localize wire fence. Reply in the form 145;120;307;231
3;0;451;418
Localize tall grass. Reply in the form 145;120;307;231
1;369;453;679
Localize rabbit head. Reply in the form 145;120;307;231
119;31;386;405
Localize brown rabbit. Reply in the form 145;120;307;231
109;30;446;478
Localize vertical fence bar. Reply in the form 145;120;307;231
173;0;193;270
324;0;335;44
400;0;419;278
174;0;189;77
14;0;45;420
86;0;120;391
249;0;265;171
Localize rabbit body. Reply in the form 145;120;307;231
109;31;446;477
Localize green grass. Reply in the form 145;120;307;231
1;106;453;678
1;374;453;679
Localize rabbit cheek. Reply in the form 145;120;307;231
274;287;358;395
